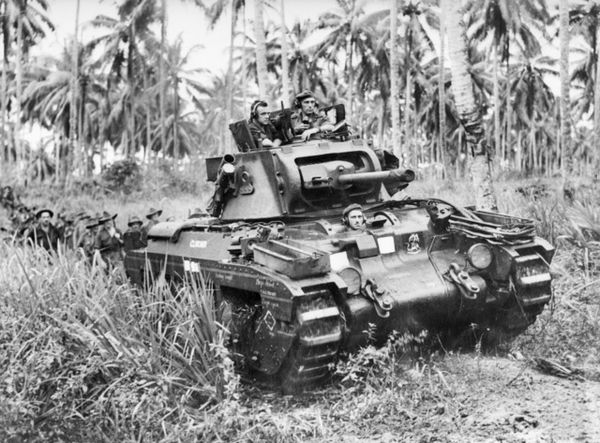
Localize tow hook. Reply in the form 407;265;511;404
362;279;392;318
445;262;480;300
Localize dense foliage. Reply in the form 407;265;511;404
0;0;599;183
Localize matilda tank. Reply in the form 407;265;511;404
124;106;554;392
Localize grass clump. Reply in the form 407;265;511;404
0;243;235;442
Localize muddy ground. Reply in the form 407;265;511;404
253;355;600;443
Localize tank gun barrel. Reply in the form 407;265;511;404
337;168;415;186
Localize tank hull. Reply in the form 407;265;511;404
125;203;553;391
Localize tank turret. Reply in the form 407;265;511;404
206;137;414;221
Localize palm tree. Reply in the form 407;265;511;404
21;47;105;179
87;0;157;158
2;0;53;166
467;0;550;164
287;21;326;94
355;18;391;148
160;38;209;159
316;0;388;126
442;0;497;210
202;0;244;152
400;0;438;161
510;56;557;171
570;2;600;161
254;0;269;98
195;74;243;153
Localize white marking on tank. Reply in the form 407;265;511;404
190;240;208;248
264;311;276;331
377;236;395;254
329;252;349;271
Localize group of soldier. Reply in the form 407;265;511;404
0;184;165;268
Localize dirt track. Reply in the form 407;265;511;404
307;355;600;443
430;356;600;443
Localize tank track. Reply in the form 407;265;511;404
277;288;343;394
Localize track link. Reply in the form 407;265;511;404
277;289;343;394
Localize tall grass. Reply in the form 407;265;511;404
0;243;235;441
2;175;600;441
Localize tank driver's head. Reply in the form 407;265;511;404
342;203;365;231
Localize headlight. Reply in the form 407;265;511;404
467;243;493;270
338;267;362;295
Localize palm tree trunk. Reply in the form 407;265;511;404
532;125;538;171
173;75;179;160
442;0;497;210
128;21;136;159
159;0;166;159
0;0;8;163
594;22;600;169
242;3;247;113
70;0;80;177
15;6;23;168
377;96;386;148
438;9;446;169
224;1;237;153
492;45;501;164
254;0;269;99
390;0;401;158
143;65;151;164
54;135;60;184
404;23;412;161
516;129;522;171
345;34;354;126
559;0;570;178
280;0;291;107
504;44;512;168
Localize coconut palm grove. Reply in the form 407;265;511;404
0;0;599;442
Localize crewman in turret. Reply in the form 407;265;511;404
291;90;334;142
248;100;282;149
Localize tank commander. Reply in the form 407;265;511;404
291;90;334;142
342;203;366;232
248;100;282;149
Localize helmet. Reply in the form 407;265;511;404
294;90;315;108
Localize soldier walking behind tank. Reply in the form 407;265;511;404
94;211;124;268
1;185;17;210
78;215;99;262
11;204;34;239
70;212;91;250
28;208;61;252
123;215;146;251
142;207;162;244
